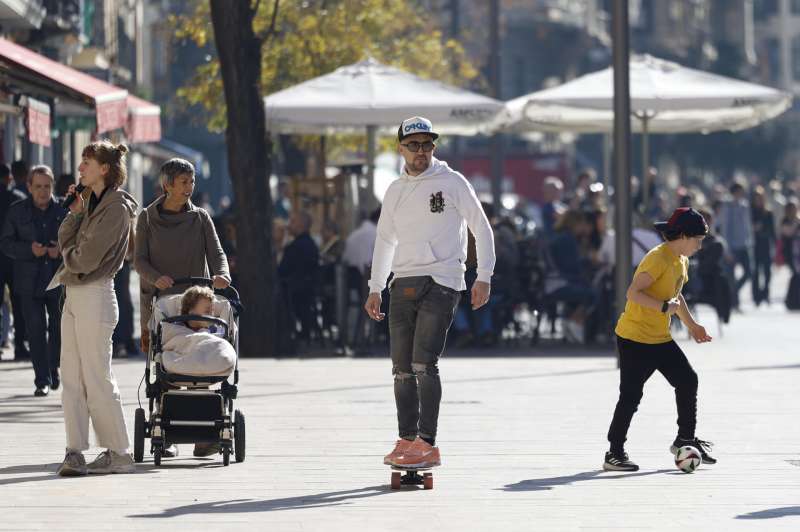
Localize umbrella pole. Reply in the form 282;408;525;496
641;114;650;211
602;133;611;189
366;125;377;208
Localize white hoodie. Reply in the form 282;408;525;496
368;157;496;293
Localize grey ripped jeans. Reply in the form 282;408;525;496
389;276;460;443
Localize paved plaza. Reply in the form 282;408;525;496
1;270;798;531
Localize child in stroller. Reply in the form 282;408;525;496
133;277;245;467
180;286;223;334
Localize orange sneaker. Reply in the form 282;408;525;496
394;437;441;468
383;439;414;466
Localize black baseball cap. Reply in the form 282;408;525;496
653;207;709;237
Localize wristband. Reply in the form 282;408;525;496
661;300;669;313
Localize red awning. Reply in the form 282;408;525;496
0;37;127;133
25;96;50;146
125;95;161;143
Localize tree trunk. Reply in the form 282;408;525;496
209;0;275;356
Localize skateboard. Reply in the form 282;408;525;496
390;465;434;490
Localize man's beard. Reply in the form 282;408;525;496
411;157;429;171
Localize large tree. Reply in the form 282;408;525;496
208;0;275;356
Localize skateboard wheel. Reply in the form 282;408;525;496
423;472;433;490
391;471;402;489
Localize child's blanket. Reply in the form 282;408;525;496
160;322;236;377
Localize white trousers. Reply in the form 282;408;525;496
60;280;130;454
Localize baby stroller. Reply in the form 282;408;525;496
133;277;245;466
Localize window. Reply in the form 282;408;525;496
791;36;800;80
765;38;781;84
754;0;779;21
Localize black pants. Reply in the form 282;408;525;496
607;336;698;452
112;261;136;351
730;247;752;307
752;245;772;305
21;291;61;388
389;276;459;443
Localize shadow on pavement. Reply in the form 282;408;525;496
0;462;157;486
736;507;800;519
734;364;800;371
137;461;229;470
0;394;57;402
500;469;674;492
129;486;392;518
0;463;63;487
0;463;61;475
0;403;63;424
242;367;613;399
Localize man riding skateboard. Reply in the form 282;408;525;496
365;116;496;469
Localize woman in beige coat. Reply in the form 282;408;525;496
55;140;138;476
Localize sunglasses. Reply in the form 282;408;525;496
400;141;435;153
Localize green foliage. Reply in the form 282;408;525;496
175;0;482;133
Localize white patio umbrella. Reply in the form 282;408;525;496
264;58;502;192
493;54;792;197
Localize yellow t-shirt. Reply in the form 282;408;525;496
615;243;688;344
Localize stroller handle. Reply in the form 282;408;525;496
172;276;214;288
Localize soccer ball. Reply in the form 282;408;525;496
675;445;702;473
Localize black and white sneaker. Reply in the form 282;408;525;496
670;437;716;464
603;451;640;472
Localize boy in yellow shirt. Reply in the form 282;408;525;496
603;208;715;472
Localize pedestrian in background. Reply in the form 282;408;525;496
55;173;76;199
0;165;64;395
750;186;775;306
278;210;319;344
112;252;139;358
319;219;344;335
720;182;753;310
780;200;799;275
781;200;800;309
0;163;28;359
10;160;29;197
342;208;379;275
540;176;565;238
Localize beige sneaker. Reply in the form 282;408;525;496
57;450;87;477
87;450;135;474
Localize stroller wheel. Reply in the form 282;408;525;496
234;409;246;463
153;446;162;466
222;447;231;466
134;408;146;463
